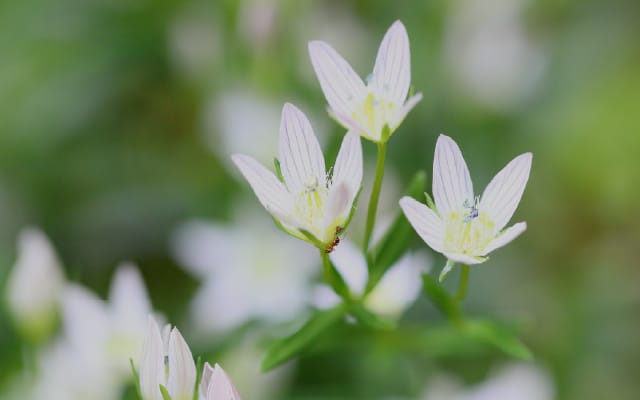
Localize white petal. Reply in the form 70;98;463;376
200;362;215;400
371;20;411;105
61;284;109;354
399;197;445;253
329;239;368;296
443;252;486;265
5;227;64;331
139;316;165;400
308;41;366;118
366;251;428;317
479;153;532;231
278;103;326;193
482;222;527;255
432;135;474;216
392;92;423;128
330;110;376;142
232;154;293;216
323;181;352;237
331;131;363;199
167;328;196;400
109;263;152;327
207;364;241;400
312;285;342;310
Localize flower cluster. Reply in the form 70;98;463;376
233;19;532;288
138;316;240;400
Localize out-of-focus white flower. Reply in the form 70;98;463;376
232;103;362;248
61;262;153;379
444;0;547;112
139;317;196;400
199;363;241;400
31;339;121;400
400;135;532;278
308;20;422;143
314;239;429;318
423;362;554;400
205;88;287;169
5;227;65;342
171;213;316;335
237;0;279;50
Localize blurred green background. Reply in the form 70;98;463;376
1;0;639;399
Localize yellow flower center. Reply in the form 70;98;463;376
443;208;495;256
351;92;397;140
293;176;329;238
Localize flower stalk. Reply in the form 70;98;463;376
363;141;387;253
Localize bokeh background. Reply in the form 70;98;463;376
1;0;639;399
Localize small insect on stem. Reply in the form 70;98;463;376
324;226;343;253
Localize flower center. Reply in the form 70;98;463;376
443;198;495;256
351;92;397;139
293;176;329;234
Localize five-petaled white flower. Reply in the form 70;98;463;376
308;20;422;143
232;103;362;250
199;362;242;400
400;135;532;278
139;317;196;400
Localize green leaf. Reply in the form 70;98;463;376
159;385;172;400
439;259;456;282
422;274;461;322
299;229;326;250
462;320;533;360
193;356;203;400
274;158;284;182
261;305;346;371
321;252;351;300
424;192;437;213
365;170;427;294
129;358;142;400
349;302;396;331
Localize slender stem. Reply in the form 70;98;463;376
455;264;470;302
363;142;387;252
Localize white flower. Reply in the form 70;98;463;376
5;227;65;342
61;262;153;379
400;134;532;272
199;363;241;400
308;20;422;143
314;239;429;318
423;362;554;400
232;103;362;248
139;317;196;400
171;215;316;335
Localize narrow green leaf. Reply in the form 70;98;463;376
365;170;427;294
439;259;456;282
321;252;351;300
193;356;203;400
463;320;533;360
159;385;172;400
129;358;142;400
349;303;396;331
422;274;461;322
273;158;284;182
424;192;437;213
299;229;326;250
261;305;346;371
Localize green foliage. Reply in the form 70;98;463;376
365;170;427;294
262;305;346;371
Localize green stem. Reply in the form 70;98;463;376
363;142;387;253
455;264;470;302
